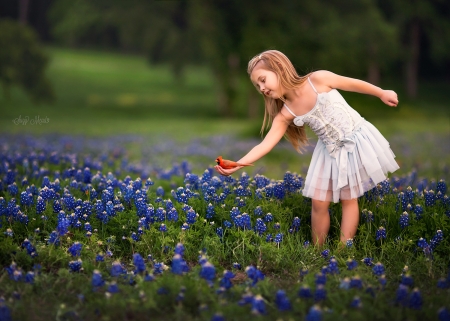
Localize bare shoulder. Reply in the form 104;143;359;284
309;70;336;82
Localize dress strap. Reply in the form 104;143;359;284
283;104;297;117
307;77;318;94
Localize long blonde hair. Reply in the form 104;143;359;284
247;50;310;153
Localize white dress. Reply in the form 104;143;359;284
284;78;400;203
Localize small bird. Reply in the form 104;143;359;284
215;156;253;169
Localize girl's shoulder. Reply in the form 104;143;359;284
309;70;334;82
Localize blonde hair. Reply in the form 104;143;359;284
247;50;311;153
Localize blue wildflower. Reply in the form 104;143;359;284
328;258;339;274
219;270;235;290
401;274;414;287
372;262;385;276
133;253;146;274
314;284;326;302
409;287;422;309
251;294;266;315
275;290;292;311
69;259;82;272
111;261;125;277
92;270;104;288
321;249;329;258
306;305;322;321
315;272;327;285
232;262;241;270
339;277;350;290
347;259;358;270
298;285;312;299
362;257;374;266
350;296;362;308
107;281;119;294
350;276;363;289
346;238;353;248
245;265;265;286
376;227;387;241
210;313;225;321
68;242;82;257
199;262;216;286
274;233;283;245
396;284;409;306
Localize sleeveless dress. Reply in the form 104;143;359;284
284;78;400;203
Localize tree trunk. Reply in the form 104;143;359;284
405;19;420;99
367;61;380;86
19;0;30;25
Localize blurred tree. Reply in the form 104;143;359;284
378;0;450;98
0;18;54;104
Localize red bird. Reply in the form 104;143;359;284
215;156;253;169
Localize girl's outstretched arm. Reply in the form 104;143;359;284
214;111;291;176
312;70;399;107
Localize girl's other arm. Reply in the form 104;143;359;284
312;70;399;107
214;111;291;176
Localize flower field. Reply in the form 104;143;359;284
0;133;449;321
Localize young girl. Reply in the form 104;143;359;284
214;50;400;246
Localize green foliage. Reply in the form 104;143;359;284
0;19;55;104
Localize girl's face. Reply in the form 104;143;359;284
250;66;283;99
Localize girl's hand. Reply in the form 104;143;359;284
214;165;242;176
380;90;399;107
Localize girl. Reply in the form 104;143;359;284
214;50;400;246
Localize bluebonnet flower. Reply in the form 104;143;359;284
321;249;329;258
172;254;189;275
305;305;322;321
263;213;273;223
376;227;387;241
153;262;166;275
255;218;267;236
254;206;263;216
48;231;59;246
328;258;339;274
275;290;291;311
437;278;449;289
424;190;436;207
211;313;225;321
107;281;119;293
238;291;254;306
439;307;450;321
69;259;82;272
379;275;387;289
199;262;216;286
22;239;37;258
186;208;197;225
395;284;409;306
159;224;167;233
409;287;422;309
300;268;309;277
361;209;374;223
304;240;310;247
251;294;266;315
346;259;358;270
156;186;164;197
206;203;215;219
315;272;327;285
401;274;414;287
111;261;126;277
92;270;104;288
298;285;312;298
350;276;363;289
430;230;444;250
219;270;235;290
95;254;104;262
346;238;353;248
350;296;362;308
0;297;12;321
36;196;46;214
372;262;385;276
265;234;273;242
84;222;92;232
274;233;283;245
362;257;374;266
133;253;146;274
25;271;35;284
399;212;409;229
245;265;264;286
232;262;241;270
436;179;447;194
339;277;350;290
68;242;82;257
290;217;301;232
414;204;423;219
144;272;155;282
314;284;326;302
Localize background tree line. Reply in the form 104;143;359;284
1;0;449;117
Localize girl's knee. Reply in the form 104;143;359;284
312;199;330;211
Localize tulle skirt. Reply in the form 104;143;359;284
302;120;400;203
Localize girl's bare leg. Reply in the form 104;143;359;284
340;198;359;244
311;199;331;246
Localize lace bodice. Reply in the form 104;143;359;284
284;79;364;147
